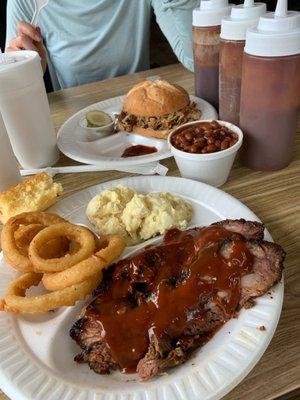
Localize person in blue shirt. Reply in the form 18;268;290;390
6;0;198;89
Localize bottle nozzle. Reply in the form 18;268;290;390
243;0;254;8
275;0;287;18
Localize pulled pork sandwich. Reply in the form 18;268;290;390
117;80;202;139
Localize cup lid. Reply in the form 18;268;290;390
0;51;39;71
221;1;266;40
245;0;300;56
193;0;232;27
0;51;42;93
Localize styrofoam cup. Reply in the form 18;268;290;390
168;120;243;187
0;51;59;168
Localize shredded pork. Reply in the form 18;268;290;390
117;102;202;132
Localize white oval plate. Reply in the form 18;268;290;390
0;176;283;400
57;95;218;166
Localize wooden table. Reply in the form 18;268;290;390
1;64;299;400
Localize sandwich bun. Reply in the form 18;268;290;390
132;125;169;140
123;80;190;117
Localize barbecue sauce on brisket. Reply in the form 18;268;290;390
84;226;253;373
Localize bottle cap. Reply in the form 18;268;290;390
245;0;300;56
193;0;232;27
221;0;266;40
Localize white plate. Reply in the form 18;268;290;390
57;95;218;166
0;176;283;400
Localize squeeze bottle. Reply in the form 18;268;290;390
193;0;232;109
219;0;266;124
239;0;300;170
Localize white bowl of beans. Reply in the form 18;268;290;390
168;120;243;187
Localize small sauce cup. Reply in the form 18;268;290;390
78;112;115;141
168;120;243;187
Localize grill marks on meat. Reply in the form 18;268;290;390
117;102;202;132
70;220;285;380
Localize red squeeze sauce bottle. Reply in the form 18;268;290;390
239;0;300;171
219;0;266;125
193;0;232;110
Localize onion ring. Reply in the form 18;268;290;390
42;256;103;291
0;272;102;314
42;235;125;291
1;212;66;272
15;223;72;259
29;222;96;273
15;224;45;256
95;235;126;265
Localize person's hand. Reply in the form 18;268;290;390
6;21;47;72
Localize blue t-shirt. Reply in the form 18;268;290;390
7;0;198;89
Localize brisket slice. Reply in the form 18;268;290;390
70;220;285;380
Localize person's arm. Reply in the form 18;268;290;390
6;0;47;71
151;0;199;72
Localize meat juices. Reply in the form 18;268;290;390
193;25;221;109
219;39;244;125
240;53;300;170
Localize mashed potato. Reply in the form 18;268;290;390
86;185;193;245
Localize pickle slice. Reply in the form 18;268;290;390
86;110;112;127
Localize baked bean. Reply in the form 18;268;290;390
171;121;238;155
221;140;230;150
204;130;214;138
190;144;200;153
215;140;221;148
194;137;206;147
183;145;192;152
210;121;219;129
206;144;218;152
181;139;191;146
184;132;193;141
194;127;203;134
